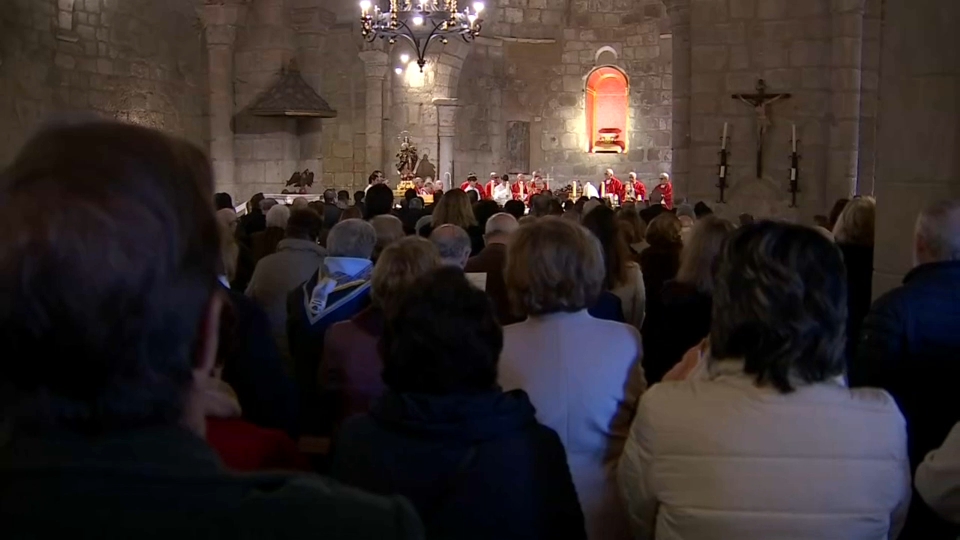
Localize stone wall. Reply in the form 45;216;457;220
0;0;208;166
319;26;368;192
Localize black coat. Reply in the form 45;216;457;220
838;243;874;362
850;261;960;539
1;426;423;540
642;280;711;385
332;390;586;540
221;290;300;438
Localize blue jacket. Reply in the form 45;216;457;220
850;261;960;539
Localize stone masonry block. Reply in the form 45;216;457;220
757;0;788;19
692;45;729;72
504;7;524;24
790;40;829;67
729;0;755;19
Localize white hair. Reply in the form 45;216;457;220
485;212;519;237
430;224;472;268
265;204;290;229
327;219;377;259
916;199;960;262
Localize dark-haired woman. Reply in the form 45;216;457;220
618;222;911;540
331;267;585;540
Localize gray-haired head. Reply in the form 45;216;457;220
260;198;279;213
370;214;405;259
915;199;960;265
676;203;696;220
265;204;290;229
430;224;472;268
327;218;377;260
484;212;519;244
292;197;309;210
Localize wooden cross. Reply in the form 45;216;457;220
732;79;791;178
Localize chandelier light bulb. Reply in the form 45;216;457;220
394;67;403;75
359;0;371;12
473;2;484;13
400;53;410;64
412;15;424;25
468;14;477;23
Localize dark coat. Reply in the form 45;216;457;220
850;261;960;539
1;426;423;540
221;290;300;437
642;280;711;385
638;244;681;319
322;307;388;429
323;202;343;229
589;291;626;323
332;390;586;540
838;243;874;362
238;210;266;248
464;243;521;326
250;226;286;263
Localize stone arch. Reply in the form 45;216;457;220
585;65;629;153
594;45;619;65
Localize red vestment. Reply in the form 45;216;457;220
603;177;626;204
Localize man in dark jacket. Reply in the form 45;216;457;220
465;212;520;325
0;122;423;540
322;188;343;229
850;199;960;540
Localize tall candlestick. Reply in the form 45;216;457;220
792;124;797;152
600;180;605;199
572;180;577;200
722;122;728;150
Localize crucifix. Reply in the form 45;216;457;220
732;79;791;178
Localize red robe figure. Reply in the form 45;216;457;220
530;173;547;197
460;173;483;198
602;169;626;204
484;172;500;199
627;172;647;202
651;172;674;209
511;173;529;202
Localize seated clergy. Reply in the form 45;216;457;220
332;267;586;540
0;121;423;539
618;222;911;540
499;217;646;540
322;236;442;429
287;218;377;434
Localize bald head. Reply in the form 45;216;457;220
915;199;960;265
430;224;472;268
484;212;519;245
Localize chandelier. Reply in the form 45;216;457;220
360;0;485;72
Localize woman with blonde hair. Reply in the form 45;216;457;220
419;188;484;255
617;208;648;258
642;215;735;384
833;195;876;361
499;217;646;540
322;236;442;427
583;206;647;330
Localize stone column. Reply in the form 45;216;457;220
294;7;332;180
433;98;459;191
359;49;388;177
201;3;244;197
826;0;865;204
665;0;691;196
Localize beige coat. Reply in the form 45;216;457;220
610;262;646;331
618;360;911;540
500;310;647;540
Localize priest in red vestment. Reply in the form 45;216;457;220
460;173;484;198
651;172;674;209
602;168;625;204
627;172;647;202
484;172;500;199
511;173;529;202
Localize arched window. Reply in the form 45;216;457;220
586;66;629;154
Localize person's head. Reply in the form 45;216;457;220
484;212;519;246
215;192;234;211
531;194;553;218
828;198;850;229
430;224;473;268
617;209;647;245
500;173;509;184
354;190;365;204
676;203;696;221
422;180;435;194
432;188;477;229
506;217;604;317
403;188;417;202
265;203;291;229
473;199;500;230
604;168;614;180
364;183;395;220
340;206;363;221
467;189;480;204
490;172;499;183
368;170;385;185
914;199;960;265
247;192;265;214
327;218;377;259
216;208;240;280
285;208;322;242
694;201;713;218
381;267;501;395
711;222;847;393
413;177;424;188
504;199;525;220
562;199;575;212
290;197;307;210
370;214;405;260
337;190;350;203
371;236;441;318
659;172;671;185
582;205;631;289
832;195;875;246
646;212;683;248
260;198;279;214
323;188;336;203
466;173;478;185
409;197;424;211
676;215;736;294
628;171;638;182
515;173;527;184
0;122;221;435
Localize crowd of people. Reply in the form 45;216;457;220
3;121;960;540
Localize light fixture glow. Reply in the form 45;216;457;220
468;14;477;23
400;53;410;64
359;0;371;11
473;2;485;13
412;15;423;25
394;67;403;75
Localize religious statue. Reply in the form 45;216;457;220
732;79;792;178
395;135;419;177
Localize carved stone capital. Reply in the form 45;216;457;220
359;50;389;79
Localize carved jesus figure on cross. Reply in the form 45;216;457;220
732;79;791;178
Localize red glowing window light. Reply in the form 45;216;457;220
586;66;629;154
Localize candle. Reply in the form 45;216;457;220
519;178;524;198
572;180;577;200
600;180;605;199
792;124;797;153
722;122;728;150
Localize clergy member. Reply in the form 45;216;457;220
491;174;513;206
531;172;547;196
484;172;500;200
512;173;529;202
651;172;674;209
602;168;625;205
460;173;483;198
627;172;647;202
